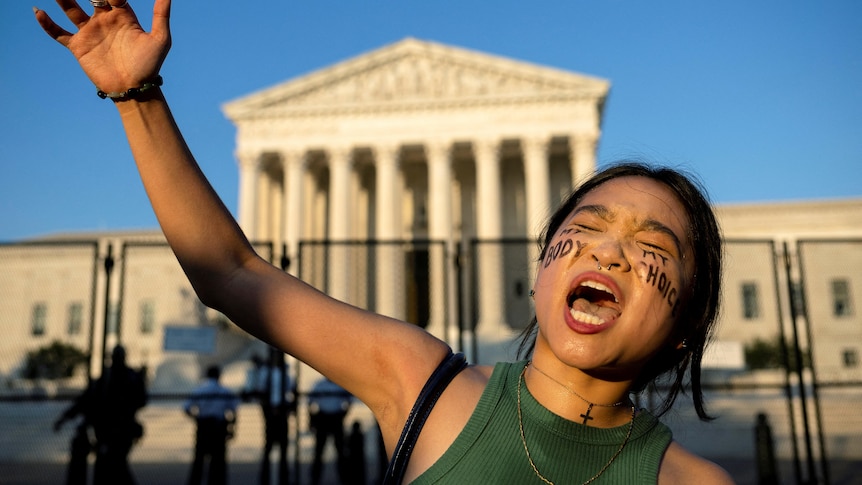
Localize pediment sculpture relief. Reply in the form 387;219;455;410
286;55;572;106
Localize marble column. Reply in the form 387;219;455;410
571;133;598;188
258;167;274;242
374;144;405;320
523;137;552;240
523;137;551;284
327;147;353;303
474;139;506;335
236;150;262;240
426;141;455;341
283;149;306;276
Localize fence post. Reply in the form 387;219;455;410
755;412;779;485
100;243;115;370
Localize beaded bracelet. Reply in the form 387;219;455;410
97;75;163;100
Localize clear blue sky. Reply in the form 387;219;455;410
2;1;860;241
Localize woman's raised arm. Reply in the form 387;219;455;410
33;0;450;443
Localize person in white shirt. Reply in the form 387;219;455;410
243;354;294;485
184;365;239;485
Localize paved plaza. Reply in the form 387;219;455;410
2;389;861;485
0;400;383;485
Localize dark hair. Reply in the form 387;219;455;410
517;161;723;420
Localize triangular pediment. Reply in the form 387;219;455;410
223;37;609;120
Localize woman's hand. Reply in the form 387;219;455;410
34;0;172;96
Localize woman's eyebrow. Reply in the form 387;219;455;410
572;204;613;221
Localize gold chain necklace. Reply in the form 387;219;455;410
517;365;636;485
530;363;627;426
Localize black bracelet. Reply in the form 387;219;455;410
97;75;163;100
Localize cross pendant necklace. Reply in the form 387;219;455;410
580;403;595;425
530;362;627;427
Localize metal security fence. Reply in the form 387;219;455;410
685;239;862;485
794;239;862;485
296;239;450;335
2;237;862;484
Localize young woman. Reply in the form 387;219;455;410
35;1;734;482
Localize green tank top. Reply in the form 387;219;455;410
411;361;672;484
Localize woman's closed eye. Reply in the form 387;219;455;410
637;236;681;260
559;222;597;235
639;241;666;252
573;223;599;233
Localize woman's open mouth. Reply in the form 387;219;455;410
567;280;621;325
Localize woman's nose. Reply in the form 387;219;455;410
591;238;631;272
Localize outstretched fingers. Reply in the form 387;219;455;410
33;7;75;47
150;0;172;44
34;0;93;46
35;0;173;92
57;0;90;27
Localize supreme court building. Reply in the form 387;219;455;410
222;38;610;346
3;38;861;396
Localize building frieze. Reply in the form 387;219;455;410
223;38;609;123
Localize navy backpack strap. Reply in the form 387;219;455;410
382;351;468;484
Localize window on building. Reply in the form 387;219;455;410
741;282;760;320
140;300;155;334
107;302;120;335
790;281;806;316
831;279;854;317
31;302;48;336
67;302;83;336
843;349;859;368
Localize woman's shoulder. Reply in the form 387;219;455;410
658;441;736;484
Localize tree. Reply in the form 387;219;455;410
744;337;784;370
744;336;809;373
22;340;88;380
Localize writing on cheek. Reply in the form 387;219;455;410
543;238;577;268
646;264;680;316
642;249;668;266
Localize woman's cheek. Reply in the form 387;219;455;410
540;231;586;270
635;251;683;318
